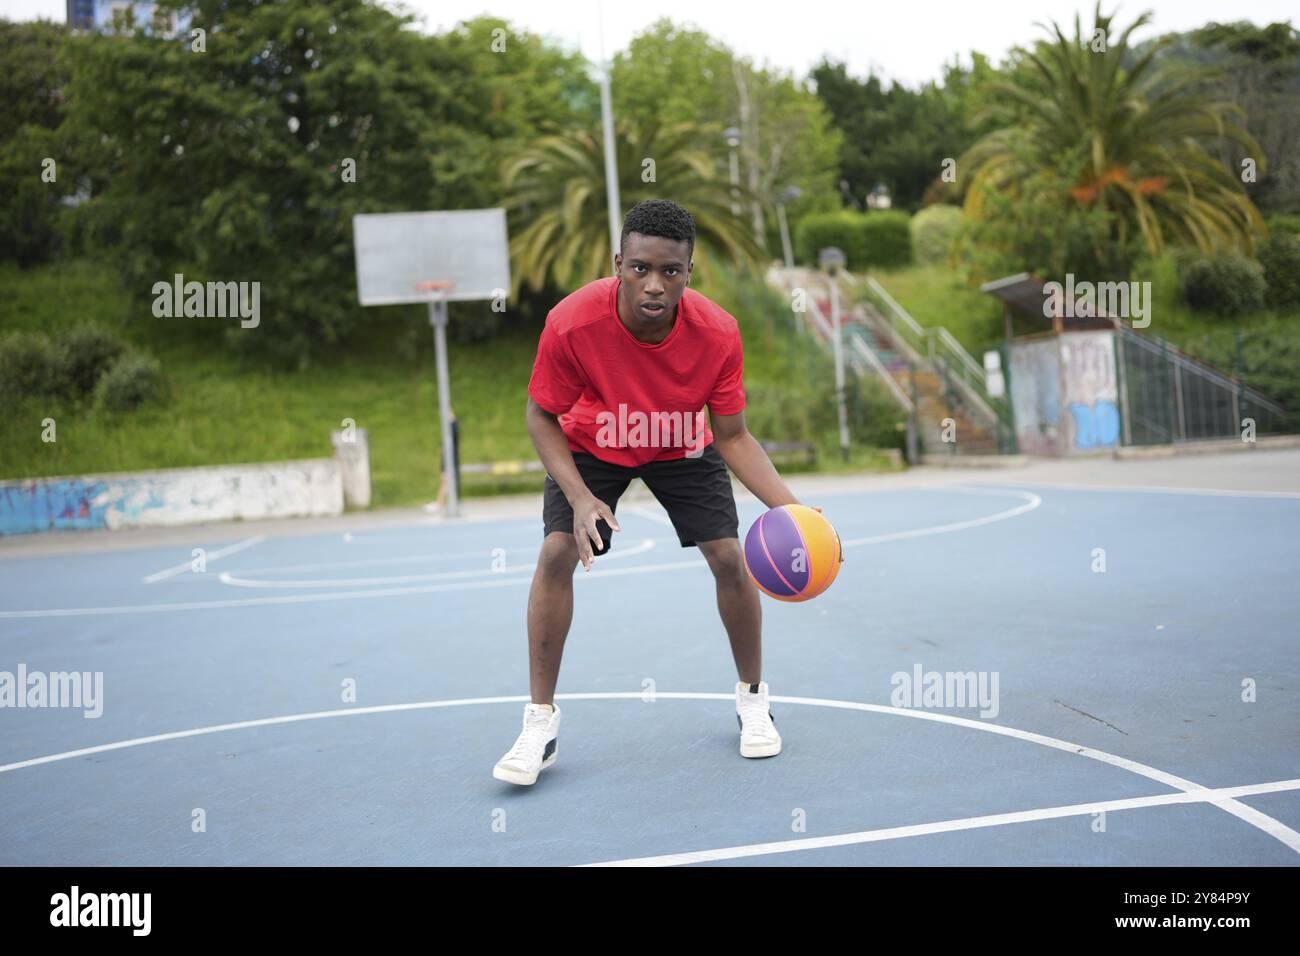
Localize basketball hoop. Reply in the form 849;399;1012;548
352;209;511;520
415;279;456;301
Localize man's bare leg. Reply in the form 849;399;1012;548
698;537;761;684
526;532;580;706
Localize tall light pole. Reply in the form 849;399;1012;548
723;126;741;217
776;185;800;270
597;1;621;269
819;246;850;462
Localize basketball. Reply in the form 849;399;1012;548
742;504;843;602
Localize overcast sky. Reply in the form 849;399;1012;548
8;0;1296;86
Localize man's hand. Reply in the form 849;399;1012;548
573;494;621;572
802;504;843;563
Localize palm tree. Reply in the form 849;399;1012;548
501;117;768;298
959;3;1265;273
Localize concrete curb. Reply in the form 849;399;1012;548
1113;435;1300;459
919;454;1029;469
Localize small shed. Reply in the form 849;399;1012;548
981;273;1123;456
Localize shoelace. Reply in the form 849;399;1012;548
507;714;552;758
738;697;772;737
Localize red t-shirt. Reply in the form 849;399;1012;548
527;276;746;467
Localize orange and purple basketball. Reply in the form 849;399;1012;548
742;504;843;602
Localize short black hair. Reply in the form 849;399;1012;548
620;199;695;259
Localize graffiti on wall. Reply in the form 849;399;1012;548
1061;332;1119;450
0;481;113;533
0;460;344;536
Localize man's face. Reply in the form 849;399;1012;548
614;232;693;323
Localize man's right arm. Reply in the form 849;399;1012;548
525;397;590;506
526;397;620;569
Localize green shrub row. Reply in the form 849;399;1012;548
0;324;165;411
794;210;913;271
1177;233;1300;315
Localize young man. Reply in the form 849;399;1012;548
493;198;820;786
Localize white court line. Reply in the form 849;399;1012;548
204;504;680;581
192;542;545;579
840;488;1040;546
0;488;1042;618
977;479;1300;500
0;560;704;617
2;692;1296;859
217;539;658;588
581;778;1300;867
141;535;266;584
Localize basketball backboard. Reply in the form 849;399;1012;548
352;208;510;306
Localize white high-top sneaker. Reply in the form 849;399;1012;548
493;702;561;785
736;681;781;758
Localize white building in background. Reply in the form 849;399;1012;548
66;0;192;37
866;184;893;210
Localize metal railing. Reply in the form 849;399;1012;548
780;269;910;410
847;329;914;412
861;276;1016;453
1116;326;1287;445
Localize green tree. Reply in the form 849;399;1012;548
612;19;841;248
959;3;1265;279
810;58;974;213
0;18;71;265
501;117;766;297
1161;21;1300;214
57;4;593;363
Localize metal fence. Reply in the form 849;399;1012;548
1116;326;1290;445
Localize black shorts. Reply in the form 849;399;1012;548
542;442;739;553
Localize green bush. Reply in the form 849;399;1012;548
1265;214;1300;237
93;353;166;412
1177;253;1266;316
843;373;907;450
61;323;128;395
1258;234;1300;308
744;382;818;444
0;331;68;401
794;212;866;270
911;205;962;266
859;211;913;269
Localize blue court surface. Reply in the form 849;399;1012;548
2;452;1298;867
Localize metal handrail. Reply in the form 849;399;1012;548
849;332;914;412
934;326;985;386
862;276;1010;430
1119;326;1285;416
865;276;926;340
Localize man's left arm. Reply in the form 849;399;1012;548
710;409;802;510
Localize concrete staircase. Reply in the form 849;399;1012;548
772;265;1007;458
907;366;1002;456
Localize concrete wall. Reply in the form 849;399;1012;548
0;459;344;536
1009;337;1062;456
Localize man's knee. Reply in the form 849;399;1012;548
538;532;579;576
700;538;747;583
